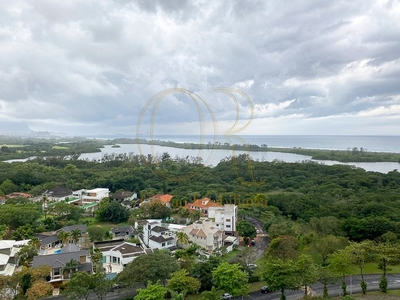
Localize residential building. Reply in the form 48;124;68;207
81;188;109;203
110;226;136;240
0;240;30;276
181;219;223;252
208;204;238;234
145;194;173;208
43;187;73;202
32;250;92;287
35;225;87;251
6;192;33;199
94;239;149;274
113;191;137;202
140;220;182;251
184;197;222;215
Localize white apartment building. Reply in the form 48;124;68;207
141;220;178;250
207;204;237;234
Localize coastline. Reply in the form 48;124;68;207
117;138;400;164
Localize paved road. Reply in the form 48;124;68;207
247;274;400;300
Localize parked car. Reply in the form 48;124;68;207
221;293;233;299
247;263;258;269
250;240;256;246
261;285;270;293
256;229;260;234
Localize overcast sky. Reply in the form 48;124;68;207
1;0;400;137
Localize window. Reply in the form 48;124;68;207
226;225;231;228
226;219;231;222
162;243;165;247
112;257;117;263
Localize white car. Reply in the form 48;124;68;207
247;263;258;269
221;293;232;299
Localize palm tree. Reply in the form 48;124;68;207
176;232;189;248
58;230;70;247
29;237;41;251
201;286;224;300
70;228;82;245
63;259;80;279
41;195;48;219
90;248;103;273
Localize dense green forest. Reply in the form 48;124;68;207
1;150;400;242
2;142;400;299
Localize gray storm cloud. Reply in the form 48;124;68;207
0;0;399;136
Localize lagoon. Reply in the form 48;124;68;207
79;144;400;174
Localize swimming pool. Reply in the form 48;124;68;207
54;249;61;254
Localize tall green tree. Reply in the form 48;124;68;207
191;256;222;292
212;262;249;297
296;254;319;296
134;281;167;300
329;249;353;296
140;201;171;219
317;266;338;298
91;273;113;300
62;272;93;300
96;199;130;223
311;235;348;266
264;258;299;300
167;269;201;294
267;236;299;261
346;241;374;294
236;220;257;245
373;242;400;292
117;250;179;286
17;244;38;266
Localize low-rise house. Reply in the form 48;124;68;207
36;225;87;251
113;191;137;202
208;204;238;234
6;192;33;199
113;191;139;209
110;226;136;240
145;194;173;208
184;197;222;215
94;239;149;274
0;240;30;276
43;187;73;202
32;250;92;288
81;188;110;203
181;219;224;252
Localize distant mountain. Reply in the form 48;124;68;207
0;121;33;136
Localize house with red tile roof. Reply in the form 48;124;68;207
6;192;33;199
147;194;173;208
184;197;222;215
